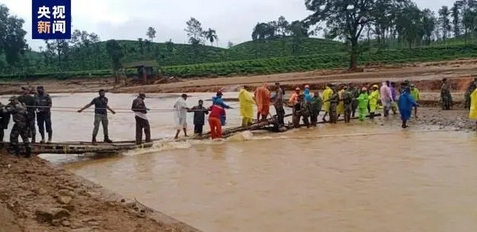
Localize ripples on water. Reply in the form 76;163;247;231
3;93;477;232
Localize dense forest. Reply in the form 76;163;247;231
1;0;477;79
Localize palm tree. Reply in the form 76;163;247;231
203;28;218;46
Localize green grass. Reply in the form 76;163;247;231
2;44;476;80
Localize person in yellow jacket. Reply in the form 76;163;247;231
238;87;256;127
410;84;420;118
321;84;333;122
469;88;477;129
368;84;380;119
337;85;345;118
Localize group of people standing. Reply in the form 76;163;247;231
0;86;53;157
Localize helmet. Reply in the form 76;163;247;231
304;85;309;88
361;87;367;91
295;87;300;91
372;84;379;88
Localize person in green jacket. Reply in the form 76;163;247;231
357;87;369;121
410;84;420;118
310;91;323;126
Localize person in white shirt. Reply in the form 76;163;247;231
173;94;191;139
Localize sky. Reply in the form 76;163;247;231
1;0;457;51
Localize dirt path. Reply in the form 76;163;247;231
1;58;477;95
0;154;202;232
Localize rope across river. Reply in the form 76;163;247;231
24;105;200;113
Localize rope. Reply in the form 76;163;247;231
21;105;209;113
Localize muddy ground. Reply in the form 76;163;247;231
0;153;202;232
0;59;476;231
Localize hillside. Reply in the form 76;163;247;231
0;37;345;74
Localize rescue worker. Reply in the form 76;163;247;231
349;83;359;117
441;78;453;110
212;90;231;125
35;86;53;143
18;87;37;143
238;87;256;127
380;81;393;117
190;100;209;135
368;84;380;119
310;91;323;127
3;96;32;157
321;84;333;122
390;82;398;114
357;87;369;121
342;86;353;123
208;102;225;139
325;86;339;124
299;95;311;128
469;87;477;129
271;82;285;126
78;89;116;144
398;84;418;128
464;78;477;109
131;93;151;144
291;94;303;128
0;101;11;148
304;85;312;102
254;83;271;121
288;87;300;106
336;85;345;119
410;84;420;118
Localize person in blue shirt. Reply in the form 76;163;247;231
398;83;418;128
211;91;231;125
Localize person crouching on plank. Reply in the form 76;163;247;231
208;103;225;139
398;84;418;128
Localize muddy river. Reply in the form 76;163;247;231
2;93;477;232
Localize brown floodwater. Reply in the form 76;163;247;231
2;93;477;232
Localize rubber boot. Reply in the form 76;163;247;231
92;137;97;145
47;132;52;143
32;135;36;144
40;132;45;143
104;136;113;143
9;144;21;157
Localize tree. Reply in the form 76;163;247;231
304;0;371;70
396;4;424;48
203;28;218;46
227;41;234;48
438;6;452;43
146;27;156;41
277;16;290;36
105;39;123;84
421;9;437;45
185;17;204;44
0;4;28;69
451;2;462;37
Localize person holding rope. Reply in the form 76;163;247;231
18;87;37;143
77;89;116;144
2;96;32;157
35;86;53;143
131;92;151;145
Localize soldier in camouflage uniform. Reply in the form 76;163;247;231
326;86;339;124
349;83;359;117
441;78;453;110
342;86;353;123
299;95;311;128
464;78;477;109
2;96;32;157
18;87;37;143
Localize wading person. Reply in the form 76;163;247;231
131;93;151;144
349;83;359;117
410;84;420;118
390;82;398;114
254;83;271;121
271;82;285;126
325;86;339;124
368;84;380;119
464;78;477;109
173;94;190;139
310;91;323;127
299;95;311;128
191;100;208;135
336;85;345;119
208;103;225;139
398;84;418;128
357;87;369;121
342;86;353;123
18;87;37;143
238;87;255;127
35;86;53;143
322;84;333;122
441;78;453;110
469;87;477;130
380;81;393;117
3;96;32;157
212;90;230;125
78;89;116;144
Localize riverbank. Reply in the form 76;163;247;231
0;153;202;232
1;58;477;96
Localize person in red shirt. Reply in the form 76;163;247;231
208;104;225;139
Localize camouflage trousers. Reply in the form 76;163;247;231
344;104;352;123
441;94;452;110
10;123;31;150
329;103;338;123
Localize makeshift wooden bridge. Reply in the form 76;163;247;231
0;112;381;155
